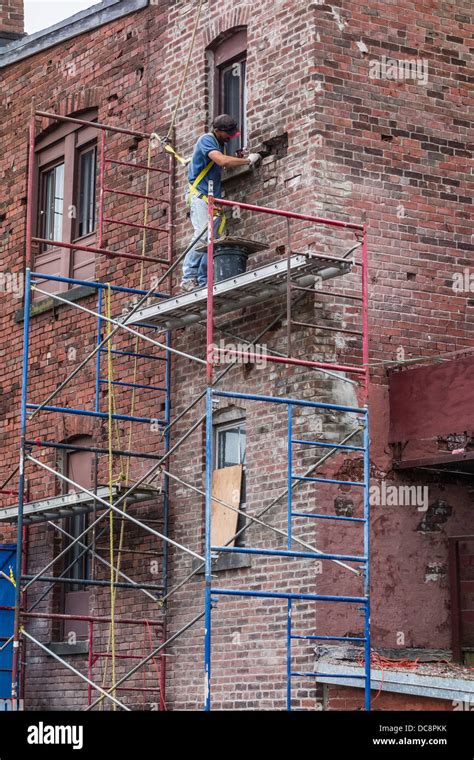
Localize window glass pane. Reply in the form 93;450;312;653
219;58;246;155
78;147;96;237
41;163;64;245
42;171;53;240
53;164;64;240
239;426;246;463
242;61;247;146
217;424;246;468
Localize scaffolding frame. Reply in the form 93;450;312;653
0;110;372;711
202;191;370;710
204;388;370;711
12;269;172;709
6;110;178;710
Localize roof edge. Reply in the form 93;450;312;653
0;0;149;68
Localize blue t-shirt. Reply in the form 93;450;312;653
188;133;224;198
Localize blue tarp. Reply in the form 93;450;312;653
0;544;16;698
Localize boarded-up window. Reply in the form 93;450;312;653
450;537;474;665
211;464;243;548
212;419;246;548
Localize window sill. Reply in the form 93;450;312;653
15;284;96;323
315;661;474;702
47;640;89;656
192;552;252;573
222;163;254;184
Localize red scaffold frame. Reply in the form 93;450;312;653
206;191;369;400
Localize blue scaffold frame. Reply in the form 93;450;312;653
11;268;171;704
204;387;371;711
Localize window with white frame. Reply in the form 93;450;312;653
215;419;246;469
214;417;247;527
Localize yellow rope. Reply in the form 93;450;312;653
106;284;117;709
166;0;205;141
101;136;156;704
99;290;126;703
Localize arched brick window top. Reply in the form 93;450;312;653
212;28;247;66
207;28;248;154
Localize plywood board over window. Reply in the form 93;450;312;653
211;464;242;548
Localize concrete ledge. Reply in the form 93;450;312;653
315;662;474;702
192;552;252;574
48;641;89;656
15;285;96;322
222;163;254;183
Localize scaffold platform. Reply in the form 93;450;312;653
0;484;161;525
127;253;352;330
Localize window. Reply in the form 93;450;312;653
211;29;247;156
213;417;246;546
216;420;246;469
449;536;474;665
77;146;97;238
40;163;64;244
34;109;98;294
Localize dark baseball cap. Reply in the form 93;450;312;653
213;114;241;138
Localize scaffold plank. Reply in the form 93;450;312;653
0;484;161;525
127;254;351;330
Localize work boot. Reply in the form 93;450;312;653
180;278;199;293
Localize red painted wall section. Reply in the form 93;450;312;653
389;357;474;442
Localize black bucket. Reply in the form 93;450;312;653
213;244;249;283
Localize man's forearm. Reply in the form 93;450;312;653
220;155;252;168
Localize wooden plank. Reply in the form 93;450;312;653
211;465;242;548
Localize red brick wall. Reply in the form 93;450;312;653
0;1;170;710
0;0;24;36
0;0;472;710
327;685;453;711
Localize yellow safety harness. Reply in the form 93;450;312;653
188;135;227;236
162;143;188;166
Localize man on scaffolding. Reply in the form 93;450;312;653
181;114;261;292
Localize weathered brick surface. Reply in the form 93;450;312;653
0;0;472;710
0;0;24;37
327;685;454;711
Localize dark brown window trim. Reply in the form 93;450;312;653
208;28;248;155
33;110;98;293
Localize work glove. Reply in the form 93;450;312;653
247;153;262;166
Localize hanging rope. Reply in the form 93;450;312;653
101;135;158;707
166;0;206;143
105;284;117;709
